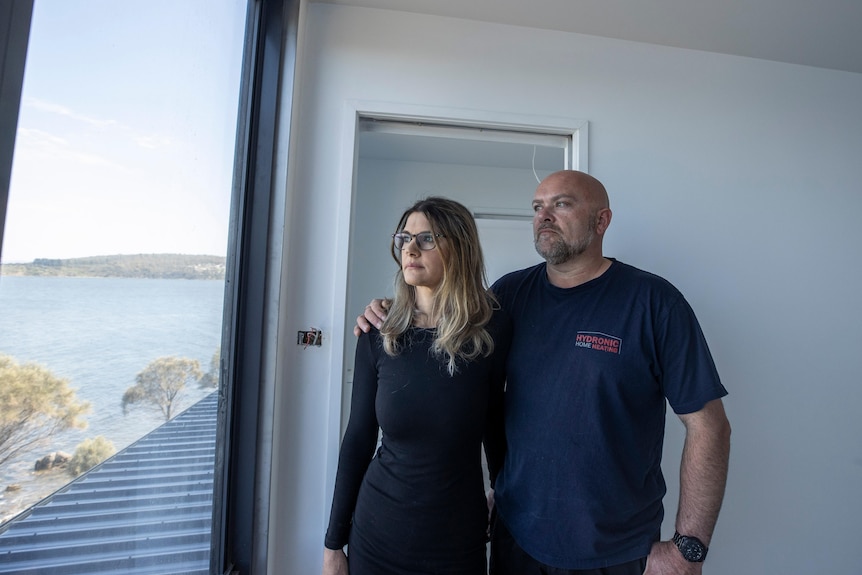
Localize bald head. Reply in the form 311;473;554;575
539;170;609;211
532;170;613;269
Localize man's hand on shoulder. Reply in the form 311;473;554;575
353;298;390;337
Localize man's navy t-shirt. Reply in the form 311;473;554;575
491;259;727;569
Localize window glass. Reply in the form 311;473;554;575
0;1;246;571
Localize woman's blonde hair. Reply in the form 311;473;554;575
381;197;496;375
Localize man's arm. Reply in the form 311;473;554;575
353;298;390;336
645;398;731;574
675;398;731;544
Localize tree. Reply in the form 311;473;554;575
68;436;116;476
198;347;221;389
122;356;202;421
0;354;90;471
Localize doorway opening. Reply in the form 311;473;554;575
337;112;588;435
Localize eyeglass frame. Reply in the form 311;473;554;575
392;231;445;251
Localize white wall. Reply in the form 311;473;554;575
271;4;862;574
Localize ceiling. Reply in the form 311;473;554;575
314;0;862;75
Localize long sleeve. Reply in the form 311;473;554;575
324;330;381;549
483;309;512;488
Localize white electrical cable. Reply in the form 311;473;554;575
532;145;540;183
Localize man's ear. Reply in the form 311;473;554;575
595;208;612;236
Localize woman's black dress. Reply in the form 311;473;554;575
325;314;509;575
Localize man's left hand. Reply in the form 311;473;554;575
643;540;702;575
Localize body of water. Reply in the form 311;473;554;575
0;275;224;524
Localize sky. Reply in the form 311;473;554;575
2;0;248;263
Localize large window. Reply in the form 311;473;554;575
0;1;259;573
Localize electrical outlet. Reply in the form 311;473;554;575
297;329;322;347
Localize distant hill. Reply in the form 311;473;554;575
0;254;226;280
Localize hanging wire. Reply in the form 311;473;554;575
532;145;540;183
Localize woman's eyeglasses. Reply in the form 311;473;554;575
392;231;444;251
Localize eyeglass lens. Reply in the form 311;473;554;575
393;232;436;250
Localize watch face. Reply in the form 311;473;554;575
679;537;706;562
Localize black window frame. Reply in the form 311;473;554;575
0;0;34;258
213;0;299;573
0;0;298;572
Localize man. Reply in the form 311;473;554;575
357;170;731;574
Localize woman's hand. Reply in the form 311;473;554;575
323;547;348;575
486;488;496;541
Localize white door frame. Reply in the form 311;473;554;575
324;100;589;495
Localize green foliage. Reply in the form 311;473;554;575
0;253;226;280
0;354;90;471
198;347;221;389
122;356;203;421
68;436;116;477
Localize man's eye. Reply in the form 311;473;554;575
532;205;541;212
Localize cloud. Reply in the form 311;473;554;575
15;128;124;169
24;97;176;152
24;97;121;129
18;97;176;158
134;135;174;150
16;127;67;148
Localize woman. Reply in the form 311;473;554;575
323;197;511;575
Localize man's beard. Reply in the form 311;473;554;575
534;219;596;265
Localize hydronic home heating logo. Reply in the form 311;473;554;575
575;331;622;355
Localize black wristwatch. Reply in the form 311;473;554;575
672;531;708;562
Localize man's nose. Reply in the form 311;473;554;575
535;205;553;220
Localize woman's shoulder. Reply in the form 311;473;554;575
357;325;384;351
